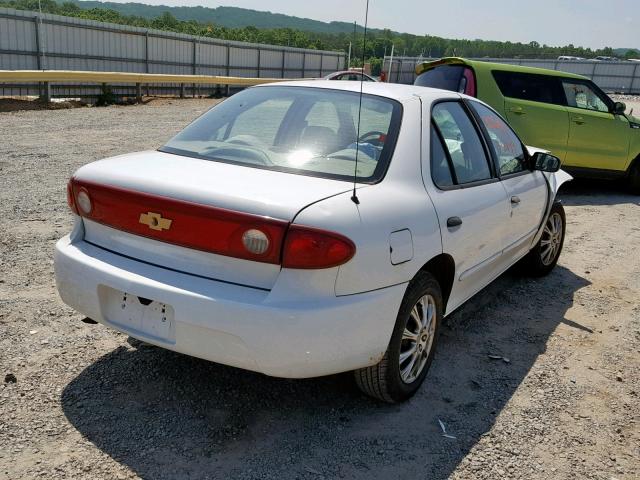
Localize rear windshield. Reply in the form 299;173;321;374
160;86;402;183
415;65;475;96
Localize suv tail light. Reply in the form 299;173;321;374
462;67;477;97
283;226;355;269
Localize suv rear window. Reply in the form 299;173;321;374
415;65;476;96
160;86;402;183
492;71;564;105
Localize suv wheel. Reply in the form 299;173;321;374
354;271;442;403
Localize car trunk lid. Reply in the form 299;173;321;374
71;151;353;289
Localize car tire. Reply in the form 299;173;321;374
520;202;566;277
354;271;442;403
629;160;640;195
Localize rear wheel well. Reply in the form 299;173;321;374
418;254;455;311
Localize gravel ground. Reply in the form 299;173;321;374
1;99;639;480
610;95;640;115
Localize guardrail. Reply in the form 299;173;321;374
0;70;292;102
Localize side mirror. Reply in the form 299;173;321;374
531;152;561;172
613;101;626;115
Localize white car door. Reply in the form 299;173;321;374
468;101;548;261
424;100;510;312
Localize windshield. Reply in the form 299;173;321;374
160;86;402;183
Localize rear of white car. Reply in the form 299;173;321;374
55;83;409;378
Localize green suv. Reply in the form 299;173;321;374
415;58;640;191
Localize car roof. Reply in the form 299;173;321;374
415;57;588;81
258;80;459;103
326;71;370;76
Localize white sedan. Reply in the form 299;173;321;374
55;81;570;402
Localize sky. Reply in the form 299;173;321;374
104;0;638;49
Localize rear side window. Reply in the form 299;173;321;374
415;65;476;96
431;102;492;185
492;71;564;105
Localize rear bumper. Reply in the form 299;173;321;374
54;235;405;378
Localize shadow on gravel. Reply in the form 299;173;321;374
558;178;640;207
61;266;589;480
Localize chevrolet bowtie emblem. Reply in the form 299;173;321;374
139;212;172;231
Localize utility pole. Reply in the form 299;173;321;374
352;21;357;67
347;42;352;69
388;43;394;83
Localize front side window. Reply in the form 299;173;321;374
492;71;564;105
432;102;492;184
161;86;401;183
561;80;610;112
470;102;528;176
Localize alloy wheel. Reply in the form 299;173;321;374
540;212;563;266
399;294;436;383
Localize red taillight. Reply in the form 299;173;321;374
66;178;356;268
66;178;288;264
283;225;355;269
67;179;79;214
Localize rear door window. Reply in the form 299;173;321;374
431;102;493;185
492;71;564;105
415;65;476;96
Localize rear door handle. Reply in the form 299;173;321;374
447;216;463;228
509;106;526;115
511;195;521;204
572;116;585;125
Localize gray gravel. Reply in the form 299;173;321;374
1;98;639;479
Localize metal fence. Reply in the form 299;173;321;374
383;56;640;94
0;7;345;97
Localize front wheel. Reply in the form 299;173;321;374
520;202;566;276
354;272;442;403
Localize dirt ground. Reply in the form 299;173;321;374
0;99;639;480
611;95;640;116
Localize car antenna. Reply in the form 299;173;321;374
351;0;370;205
